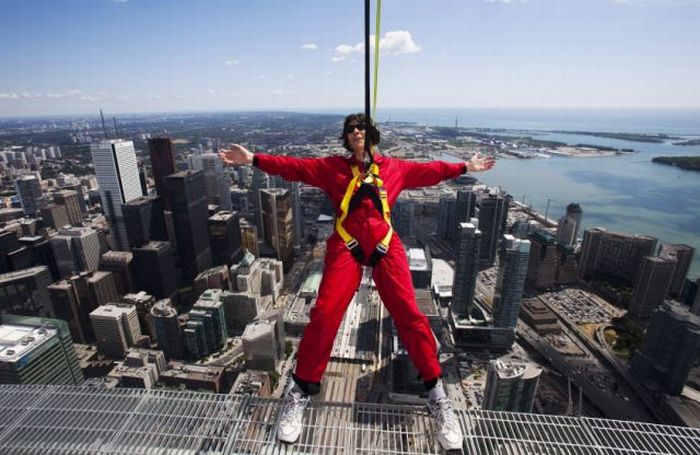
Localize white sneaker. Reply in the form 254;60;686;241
427;397;463;451
277;381;310;443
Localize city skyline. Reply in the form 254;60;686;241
1;0;700;116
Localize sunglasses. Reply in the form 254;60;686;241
344;122;367;134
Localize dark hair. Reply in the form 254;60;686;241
340;113;380;152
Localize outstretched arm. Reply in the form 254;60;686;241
399;152;496;190
219;144;332;191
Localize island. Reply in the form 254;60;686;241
651;156;700;172
672;139;700;146
553;131;678;143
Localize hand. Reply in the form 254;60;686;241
218;144;254;166
466;152;495;172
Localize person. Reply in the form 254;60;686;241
219;113;495;450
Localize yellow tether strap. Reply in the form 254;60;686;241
372;0;382;119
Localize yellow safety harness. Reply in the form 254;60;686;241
335;157;393;266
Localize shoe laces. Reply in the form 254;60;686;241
281;389;309;423
430;397;457;430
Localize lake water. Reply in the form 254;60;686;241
363;108;700;279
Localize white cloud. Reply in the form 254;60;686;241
0;93;20;99
272;87;294;95
207;88;215;94
66;89;82;96
225;59;240;66
46;93;65;99
612;0;700;5
80;95;99;102
484;0;526;3
333;30;420;61
301;43;318;50
286;74;295;79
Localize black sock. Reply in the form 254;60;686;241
292;373;321;396
423;376;439;391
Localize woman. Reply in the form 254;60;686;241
219;114;495;450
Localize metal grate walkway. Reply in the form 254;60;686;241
0;385;698;454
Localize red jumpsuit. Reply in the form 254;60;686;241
255;152;467;385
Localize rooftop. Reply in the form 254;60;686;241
0;325;57;363
0;384;698;454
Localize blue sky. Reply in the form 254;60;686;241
0;0;699;116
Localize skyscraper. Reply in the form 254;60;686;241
164;171;212;281
194;153;231;211
251;166;270;231
194;265;231;295
629;255;677;320
0;266;53;318
19;235;60;280
41;203;70;230
91;139;143;250
192;289;228;352
392;196;416;239
48;279;92;343
242;319;278;372
492;235;531;329
239;219;259;258
483;359;542;412
50;226;101;278
631;301;700;396
452;221;481;319
437;193;455;241
0;314;83;385
526;229;559;290
450;189;477;245
90;303;144;359
122;195;167;248
208;210;242;267
579;228;657;283
221;290;259;336
147;137;176;211
478;193;510;267
659;244;695;298
98;251;136;297
132;241;177;302
54;190;83;226
14;175;43;217
555;203;582;247
122;291;157;342
260;188;293;268
150;299;184;360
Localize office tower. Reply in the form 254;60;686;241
132;241;177;302
290;181;303;247
478;193;510;266
50;226;101;278
122;196;167;248
164;171;212;280
251;167;270;231
183;318;208;360
221;290;259;336
259;258;284;303
98;251;136;296
150;299;184;360
408;247;432;289
14;175;43;216
6;245;33;271
0;266;53;318
631;301;700;396
0;230;20;274
578;228;657;283
259;188;294;268
629;255;677;320
239;219;259;258
41;203;70;230
437;193;456;240
452;221;482;319
192;289;228;352
242;319;278;371
147;138;176;211
48;280;92;343
483;359;542;412
194;265;231;295
392;196;415;239
450;189;477;244
90;303;144;359
256;308;285;360
492;235;531;329
91;139;142;250
194;153;231;211
659;244;695;297
107;349;163;389
59;182;88;214
556;244;578;285
526;229;559;290
555;203;582;247
0;314;83;385
122;292;157;342
54;190;82;226
208;211;242;267
75;270;119;308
